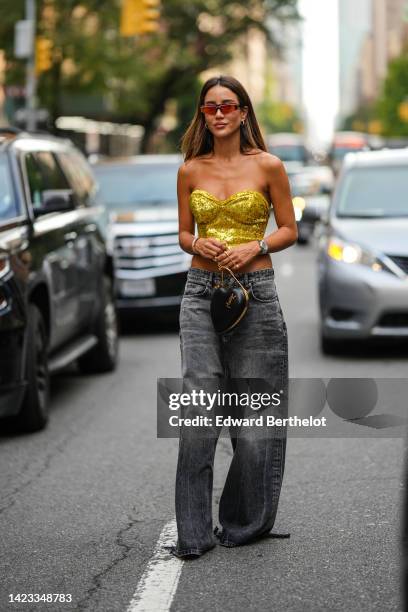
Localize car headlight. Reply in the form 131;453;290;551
293;197;305;222
0;254;10;279
327;237;384;271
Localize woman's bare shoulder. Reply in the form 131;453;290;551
178;159;196;181
179;156;210;171
178;156;210;185
245;147;265;156
256;151;285;172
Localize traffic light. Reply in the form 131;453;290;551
140;0;160;33
35;37;53;74
120;0;160;36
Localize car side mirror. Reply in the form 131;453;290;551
34;189;74;215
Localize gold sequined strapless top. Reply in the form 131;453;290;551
189;189;271;246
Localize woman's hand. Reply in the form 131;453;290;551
195;237;228;260
215;241;260;270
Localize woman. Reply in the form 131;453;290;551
171;75;297;560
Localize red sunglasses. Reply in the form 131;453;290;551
200;103;241;116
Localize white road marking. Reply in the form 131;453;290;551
126;519;183;612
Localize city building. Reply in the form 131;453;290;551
266;17;302;112
338;0;408;123
338;0;371;122
355;0;408;106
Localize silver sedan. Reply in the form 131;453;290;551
317;148;408;354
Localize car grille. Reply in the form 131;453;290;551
385;254;408;274
377;312;408;327
114;233;186;271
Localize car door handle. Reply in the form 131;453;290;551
64;231;78;243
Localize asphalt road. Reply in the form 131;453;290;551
0;239;406;612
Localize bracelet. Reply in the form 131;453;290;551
192;236;200;254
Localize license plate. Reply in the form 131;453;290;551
121;279;156;297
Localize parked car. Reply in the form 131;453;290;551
290;167;333;244
293;193;331;244
266;132;312;174
92;155;190;314
327;131;384;177
317;148;408;354
267;133;333;244
0;128;119;432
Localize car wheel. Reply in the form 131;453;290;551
16;303;50;432
297;235;309;245
297;225;310;245
77;276;119;374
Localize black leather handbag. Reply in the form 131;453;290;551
210;266;249;333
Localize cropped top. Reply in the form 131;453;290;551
189;189;271;246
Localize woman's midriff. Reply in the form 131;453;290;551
191;252;273;273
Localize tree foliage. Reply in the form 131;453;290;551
0;0;300;150
340;102;378;133
377;51;408;137
257;100;302;133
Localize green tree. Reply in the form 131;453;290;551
0;0;300;151
377;51;408;137
340;102;378;132
257;99;302;133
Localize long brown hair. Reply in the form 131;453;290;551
180;75;267;161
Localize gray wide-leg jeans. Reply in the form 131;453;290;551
173;266;288;558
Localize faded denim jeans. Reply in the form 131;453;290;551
173;267;288;558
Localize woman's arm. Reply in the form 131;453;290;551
177;163;196;254
263;154;298;252
177;162;226;259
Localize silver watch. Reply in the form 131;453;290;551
258;239;268;255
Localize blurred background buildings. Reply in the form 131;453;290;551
0;0;408;155
340;0;408;119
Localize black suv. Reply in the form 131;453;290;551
0;129;119;432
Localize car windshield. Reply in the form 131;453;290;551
336;165;408;218
0;154;19;222
93;162;179;208
268;145;307;163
